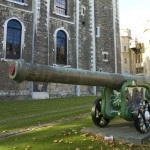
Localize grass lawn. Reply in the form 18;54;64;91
0;96;149;150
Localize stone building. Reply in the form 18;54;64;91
0;0;121;100
142;22;150;77
120;29;132;74
120;29;144;75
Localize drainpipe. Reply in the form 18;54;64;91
90;0;96;95
47;0;50;66
31;0;37;97
76;0;80;96
112;0;118;73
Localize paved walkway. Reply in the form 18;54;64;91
81;119;150;145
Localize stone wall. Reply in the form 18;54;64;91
0;0;121;100
95;0;121;73
0;0;33;99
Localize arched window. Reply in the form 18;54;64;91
55;0;67;15
56;30;67;65
6;19;22;59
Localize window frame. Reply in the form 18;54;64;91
53;27;70;66
6;19;22;59
6;0;27;6
124;46;126;51
56;30;67;65
102;52;108;62
81;6;86;16
15;0;24;2
53;0;70;18
1;18;25;61
96;26;100;37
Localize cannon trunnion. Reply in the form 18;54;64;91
9;59;150;133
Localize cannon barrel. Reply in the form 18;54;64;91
8;59;150;89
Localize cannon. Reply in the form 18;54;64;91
8;59;150;133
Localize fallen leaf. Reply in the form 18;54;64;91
118;141;122;144
88;145;93;149
54;140;58;143
32;137;37;141
25;146;31;150
59;139;63;143
26;145;31;148
81;133;89;137
127;143;133;148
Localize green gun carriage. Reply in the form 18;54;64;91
9;59;150;133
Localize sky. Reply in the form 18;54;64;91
119;0;150;37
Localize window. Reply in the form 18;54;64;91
124;46;126;51
136;67;143;74
81;6;85;16
96;27;100;37
6;19;22;59
124;59;127;64
135;54;141;63
6;0;27;6
102;52;108;62
15;0;24;2
56;30;67;65
55;0;67;15
136;68;138;74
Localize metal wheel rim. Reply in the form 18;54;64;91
133;100;150;133
91;98;110;127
